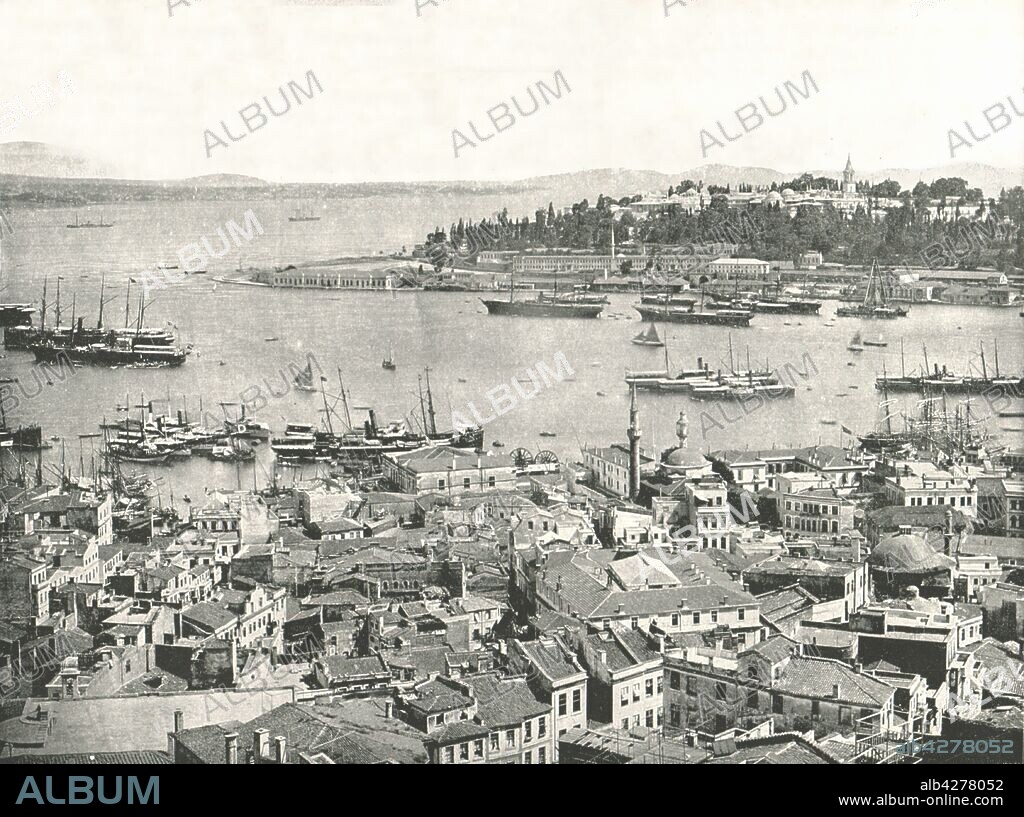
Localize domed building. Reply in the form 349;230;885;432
867;533;955;598
659;411;713;480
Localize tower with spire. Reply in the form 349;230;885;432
842;154;856;195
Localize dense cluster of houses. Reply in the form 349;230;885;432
0;410;1021;764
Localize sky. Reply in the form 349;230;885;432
0;0;1022;182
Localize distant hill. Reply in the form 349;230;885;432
0;141;1019;206
177;173;270;188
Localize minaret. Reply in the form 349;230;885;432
628;383;641;501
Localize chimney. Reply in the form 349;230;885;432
384;701;394;719
173;709;184;733
273;735;287;764
225;733;239;764
253;728;270;763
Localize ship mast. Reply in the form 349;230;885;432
417;375;429;435
993;338;1000;377
124;279;132;328
337;368;353;429
980;341;987;379
424;367;438;436
40;277;48;335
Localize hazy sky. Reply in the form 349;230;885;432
1;0;1022;181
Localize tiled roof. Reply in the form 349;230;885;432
181;601;237;631
321;654;389;679
774;657;895;707
517;637;583;683
408;678;475;714
470;675;549;727
0;751;171;764
425;720;490;744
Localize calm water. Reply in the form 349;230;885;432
1;196;1022;509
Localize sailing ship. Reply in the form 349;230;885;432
875;339;1023;394
847;331;865;352
66;213;114;228
293;361;317;392
272;368;483;463
480;270;603;318
382;343;396;370
28;285;186;367
632;323;664;347
836;261;909;318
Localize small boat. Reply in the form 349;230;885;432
539;431;556;438
157;262;178;270
596;391;606;397
492;441;505;448
458;378;467;383
820;419;838;426
265;336;280;342
863;335;888;347
632;323;664;347
847;331;865;352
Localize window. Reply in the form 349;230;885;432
670;672;680;690
620;688;629;707
463;477;471;489
656;676;663;694
670;703;681;726
473;739;484;758
811;700;820;720
686;676;697;695
621;718;629;730
459;743;469;761
444;746;455;763
525;720;532;742
538;717;546;738
645;678;654;697
645;709;654;727
558;693;567;716
538;747;546;764
437;479;445;489
524;750;532;764
633;683;641;703
711;609;718;623
738;608;745;621
572;689;581;713
692;612;701;625
671;613;679;627
772;694;784;714
490;733;499;751
506;729;516;748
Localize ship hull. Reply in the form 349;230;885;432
480;299;602;318
634;305;751;327
31;344;185;367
